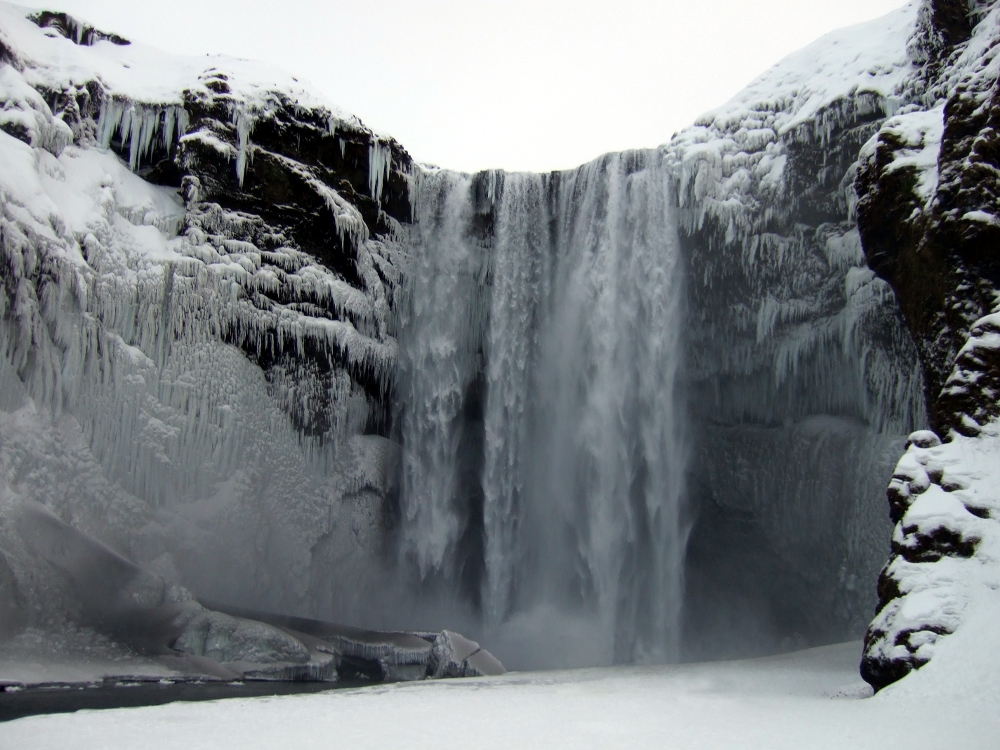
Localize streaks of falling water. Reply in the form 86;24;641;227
399;152;687;665
398;169;489;579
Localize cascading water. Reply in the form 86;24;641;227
398;151;687;667
398;168;490;582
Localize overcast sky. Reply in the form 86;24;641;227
21;1;908;172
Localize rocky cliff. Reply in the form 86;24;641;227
668;3;926;656
853;0;1000;691
0;3;411;636
1;0;998;684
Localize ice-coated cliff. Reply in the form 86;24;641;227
0;3;412;637
669;2;928;655
1;0;997;689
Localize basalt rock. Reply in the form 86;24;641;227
856;0;1000;690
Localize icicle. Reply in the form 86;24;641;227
368;138;391;203
232;107;257;187
96;99;189;171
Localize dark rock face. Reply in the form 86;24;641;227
174;89;412;437
856;0;1000;691
28;10;131;47
858;1;1000;429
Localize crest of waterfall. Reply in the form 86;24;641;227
399;152;687;665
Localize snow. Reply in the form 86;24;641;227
669;0;920;236
663;1;927;438
0;6;404;621
0;4;360;128
867;105;945;203
3;636;997;749
867;420;1000;669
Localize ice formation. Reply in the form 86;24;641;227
1;0;996;689
0;1;409;637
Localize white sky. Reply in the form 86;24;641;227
20;0;908;172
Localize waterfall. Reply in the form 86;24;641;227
399;151;687;666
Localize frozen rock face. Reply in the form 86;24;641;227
0;3;408;631
668;2;929;655
855;0;1000;691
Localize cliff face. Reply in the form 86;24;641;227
855;0;1000;691
2;0;998;681
0;3;410;631
668;3;927;655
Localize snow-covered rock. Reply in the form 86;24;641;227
429;629;505;678
669;3;930;653
0;1;410;635
854;0;1000;690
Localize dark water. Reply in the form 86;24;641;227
0;678;369;722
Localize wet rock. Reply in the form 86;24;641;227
430;630;506;678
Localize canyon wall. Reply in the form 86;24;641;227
1;0;998;684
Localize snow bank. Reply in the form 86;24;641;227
2;639;995;749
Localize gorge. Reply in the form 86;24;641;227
0;0;998;695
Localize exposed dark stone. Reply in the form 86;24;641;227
857;67;1000;424
0;120;31;146
874;564;901;615
28;11;130;46
887;481;912;525
935;316;1000;435
894;525;980;562
860;645;926;691
927;0;975;50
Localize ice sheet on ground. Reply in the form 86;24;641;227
4;625;997;749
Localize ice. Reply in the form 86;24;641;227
0;7;406;624
3;634;998;749
231;106;255;187
368;138;391;203
96;99;189;171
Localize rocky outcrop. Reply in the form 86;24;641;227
856;0;1000;690
0;2;411;624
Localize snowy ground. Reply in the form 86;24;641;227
4;594;998;750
